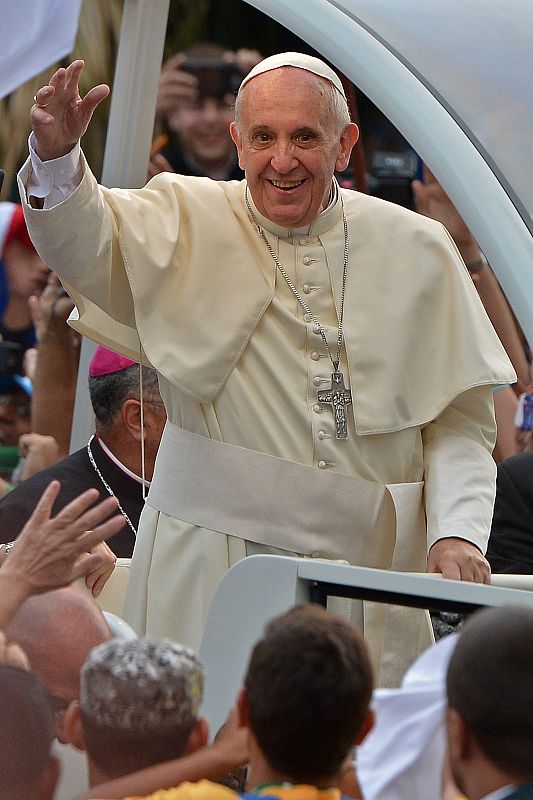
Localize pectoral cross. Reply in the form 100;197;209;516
317;370;352;440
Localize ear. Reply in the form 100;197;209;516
355;708;374;746
60;700;86;752
121;398;144;442
446;707;469;762
236;687;250;728
35;756;60;800
230;122;244;169
336;122;359;172
185;717;210;754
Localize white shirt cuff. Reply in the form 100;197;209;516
27;133;82;208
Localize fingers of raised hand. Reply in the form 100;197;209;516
77;513;124;554
23;480;62;525
33;85;55;109
63;494;119;536
50;487;101;528
162;53;187;72
81;84;110;118
63;60;84;93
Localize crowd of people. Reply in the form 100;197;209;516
1;518;532;800
0;38;532;800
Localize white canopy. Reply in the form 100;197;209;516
0;0;82;99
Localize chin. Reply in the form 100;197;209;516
262;202;310;228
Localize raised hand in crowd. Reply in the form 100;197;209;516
231;48;262;77
15;433;59;481
412;166;481;265
413;166;530;391
31;59;109;161
0;480;122;629
155;53;198;123
28;271;79;457
29;271;75;343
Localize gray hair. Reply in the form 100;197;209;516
88;364;160;430
80;637;204;732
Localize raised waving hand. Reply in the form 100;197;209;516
31;59;109;161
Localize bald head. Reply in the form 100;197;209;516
6;586;111;707
447;605;533;780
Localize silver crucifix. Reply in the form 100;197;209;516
317;370;352;439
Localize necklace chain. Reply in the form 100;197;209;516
87;435;137;536
245;188;349;372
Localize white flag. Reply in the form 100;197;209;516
0;0;83;99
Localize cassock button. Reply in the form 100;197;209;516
302;284;311;294
303;256;312;265
313;376;323;386
304;312;313;323
313;323;322;334
310;551;321;558
318;430;327;440
313;404;321;413
318;460;327;469
311;351;320;361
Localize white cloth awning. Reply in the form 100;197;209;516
0;0;82;99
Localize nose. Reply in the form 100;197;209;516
270;141;299;175
199;98;223;123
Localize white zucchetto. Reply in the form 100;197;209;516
239;51;347;102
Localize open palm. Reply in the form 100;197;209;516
31;60;109;161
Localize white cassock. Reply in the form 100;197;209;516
19;151;514;685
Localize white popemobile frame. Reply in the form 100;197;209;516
198;555;533;729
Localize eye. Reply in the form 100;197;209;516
252;132;273;145
295;131;318;145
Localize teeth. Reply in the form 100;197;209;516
271;179;303;189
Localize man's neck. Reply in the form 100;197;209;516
461;762;530;800
88;759;111;789
96;430;149;483
247;747;335;792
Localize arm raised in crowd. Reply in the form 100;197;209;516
29;272;80;458
412;167;530;390
0;481;123;629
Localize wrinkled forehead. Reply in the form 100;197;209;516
238;66;336;120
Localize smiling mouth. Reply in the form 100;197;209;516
269;179;305;190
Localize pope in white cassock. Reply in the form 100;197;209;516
19;53;514;685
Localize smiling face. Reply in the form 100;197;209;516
230;68;358;228
168;95;236;174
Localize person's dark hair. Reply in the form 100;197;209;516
447;605;533;778
80;715;195;779
244;604;373;783
0;664;55;797
88;364;160;429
